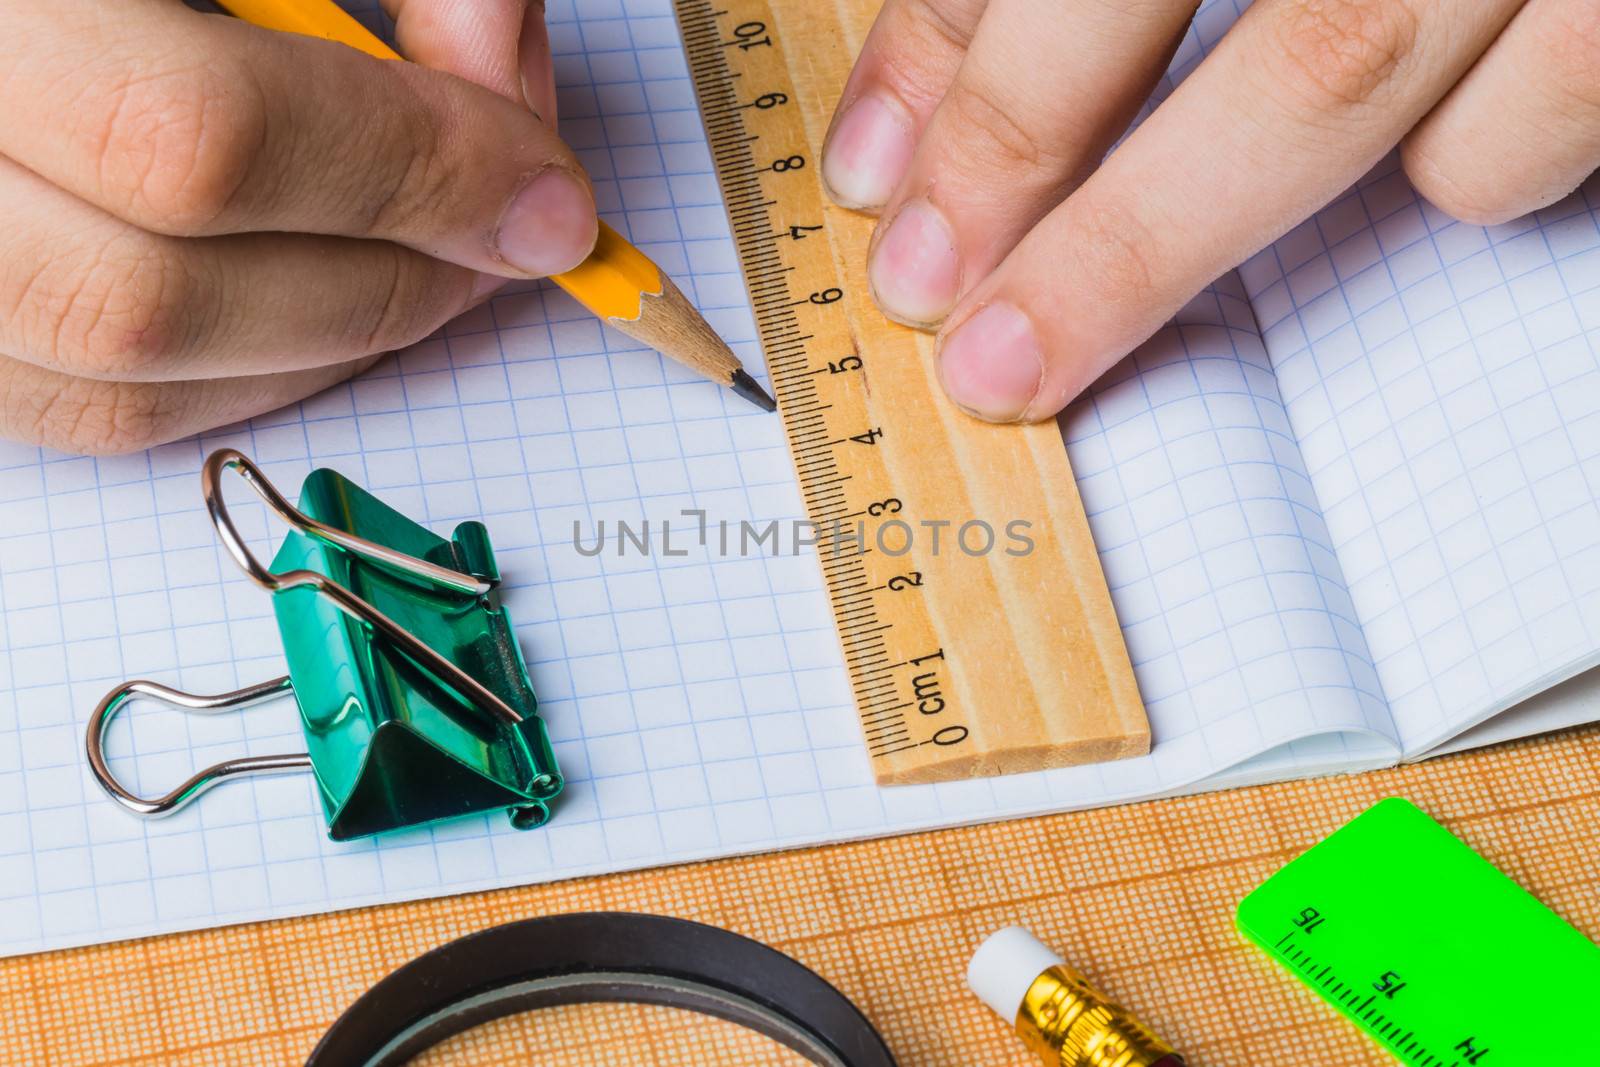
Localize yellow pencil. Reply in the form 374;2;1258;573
216;0;777;412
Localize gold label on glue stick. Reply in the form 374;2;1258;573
1016;965;1180;1067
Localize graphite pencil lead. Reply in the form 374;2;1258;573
731;369;779;413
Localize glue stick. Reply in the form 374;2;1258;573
967;927;1184;1067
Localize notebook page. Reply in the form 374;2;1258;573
1063;275;1394;764
1239;166;1600;753
0;0;1393;957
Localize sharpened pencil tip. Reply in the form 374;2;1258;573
731;369;778;413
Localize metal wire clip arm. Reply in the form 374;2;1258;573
85;676;309;818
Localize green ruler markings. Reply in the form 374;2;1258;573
1237;797;1600;1066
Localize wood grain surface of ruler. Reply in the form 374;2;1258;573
671;0;1149;784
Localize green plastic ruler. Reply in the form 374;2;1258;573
1237;797;1600;1066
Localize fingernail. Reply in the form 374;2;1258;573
869;200;960;326
519;0;558;123
495;168;598;276
936;302;1044;422
822;93;915;210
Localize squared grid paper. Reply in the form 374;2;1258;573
1240;168;1600;751
0;0;1358;958
0;0;1596;960
1062;274;1395;769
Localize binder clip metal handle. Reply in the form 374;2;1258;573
204;449;493;598
202;450;524;728
85;676;309;818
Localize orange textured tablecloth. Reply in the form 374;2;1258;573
5;725;1598;1066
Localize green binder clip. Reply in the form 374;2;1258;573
85;449;562;840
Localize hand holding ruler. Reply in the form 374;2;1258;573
669;0;1147;782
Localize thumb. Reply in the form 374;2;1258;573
382;0;558;121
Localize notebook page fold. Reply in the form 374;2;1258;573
1065;274;1396;767
1241;163;1600;754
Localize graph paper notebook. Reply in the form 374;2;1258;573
0;0;1596;955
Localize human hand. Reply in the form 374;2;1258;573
821;0;1599;422
0;0;593;453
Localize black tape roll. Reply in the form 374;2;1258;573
307;912;899;1067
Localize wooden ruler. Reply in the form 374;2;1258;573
671;0;1149;784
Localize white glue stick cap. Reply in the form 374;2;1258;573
967;926;1066;1023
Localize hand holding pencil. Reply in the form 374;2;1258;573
0;0;769;455
222;0;776;413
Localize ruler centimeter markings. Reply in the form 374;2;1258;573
1251;904;1488;1066
676;0;952;766
1274;930;1452;1065
672;0;1149;783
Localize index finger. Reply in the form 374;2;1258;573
820;0;989;211
0;0;596;278
934;0;1525;422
